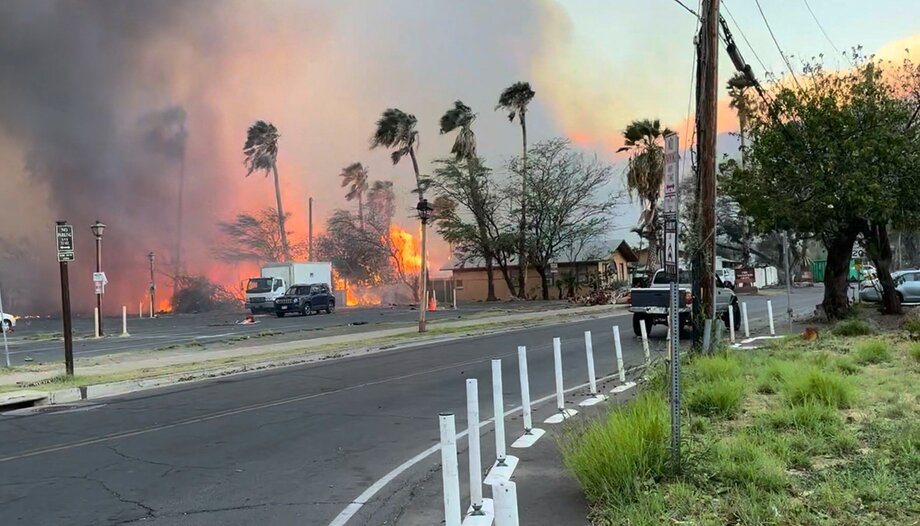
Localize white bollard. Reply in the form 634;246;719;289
121;306;129;337
579;332;606;407
139;302;143;319
767;300;775;335
94;307;101;338
452;287;458;310
512;347;546;449
439;413;462;526
742;302;750;338
728;305;736;343
640;319;650;364
544;337;577;424
492;480;520;526
702;319;713;354
610;326;636;394
465;379;485;516
485;359;520;484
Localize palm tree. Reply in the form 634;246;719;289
243;120;289;261
340;162;369;228
618;119;673;274
727;73;753;166
370;108;423;197
496;81;536;298
440;101;498;301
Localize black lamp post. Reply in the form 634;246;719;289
91;220;106;335
148;252;156;318
416;198;434;333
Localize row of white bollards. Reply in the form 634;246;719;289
93;305;134;339
440;326;641;525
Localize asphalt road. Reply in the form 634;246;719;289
0;289;822;526
0;302;570;366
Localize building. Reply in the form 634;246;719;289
442;240;638;302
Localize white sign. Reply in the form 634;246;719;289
93;272;108;294
663;134;680;215
56;224;75;262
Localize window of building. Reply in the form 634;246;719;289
455;280;464;290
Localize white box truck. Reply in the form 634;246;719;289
245;262;333;314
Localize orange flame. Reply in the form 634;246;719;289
389;225;422;274
157;299;173;314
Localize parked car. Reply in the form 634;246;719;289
715;268;735;289
1;312;14;333
273;283;335;317
859;269;920;303
628;269;739;336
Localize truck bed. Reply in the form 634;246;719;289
629;287;691;313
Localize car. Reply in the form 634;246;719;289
628;269;739;336
1;312;15;333
715;268;735;289
859;269;920;303
273;283;335;317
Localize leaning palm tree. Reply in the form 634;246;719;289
370;108;424;197
727;73;753;167
439;100;477;162
340;162;369;228
618;118;673;274
243;120;289;261
496;82;536;298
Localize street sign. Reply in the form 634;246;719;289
56;224;74;262
93;272;108;294
663;133;680;282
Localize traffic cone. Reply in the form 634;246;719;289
428;290;437;312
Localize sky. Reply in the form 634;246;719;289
0;0;917;313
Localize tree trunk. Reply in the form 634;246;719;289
646;214;660;273
517;112;528;299
358;193;364;230
495;260;518;298
485;254;497;301
866;223;901;315
536;266;549;300
409;147;423;199
822;226;859;319
271;163;290;261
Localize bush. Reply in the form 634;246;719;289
785;368;854;408
692;353;743;381
687;379;746;418
909;343;920;363
901;317;920;339
713;435;788;492
755;360;796;394
560;392;669;506
831;319;875;337
854;340;892;364
835;356;861;374
760;402;840;434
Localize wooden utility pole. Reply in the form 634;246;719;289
308;196;314;261
698;0;720;319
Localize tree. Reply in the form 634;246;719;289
496;81;536;298
370;108;425;197
521;139;621;299
315;209;391;286
725;56;920;318
243;121;289;261
618;119;672;274
438;101;500;301
340;162;369;227
726;76;756;265
214;207;306;263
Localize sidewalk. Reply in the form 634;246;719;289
0;304;626;395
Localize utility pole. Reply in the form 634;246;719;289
148;252;156;318
56;221;75;376
308;196;314;261
697;0;720;321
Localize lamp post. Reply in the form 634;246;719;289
148;252;156;318
91;220;106;336
417;198;433;333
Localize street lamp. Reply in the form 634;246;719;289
148;252;156;318
416;198;434;333
91;220;106;335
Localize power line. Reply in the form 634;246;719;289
802;0;840;56
670;0;699;18
721;1;768;75
753;0;802;89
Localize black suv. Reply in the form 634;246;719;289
273;283;335;317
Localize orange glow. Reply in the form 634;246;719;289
157;299;173;313
333;277;382;307
389;225;422;274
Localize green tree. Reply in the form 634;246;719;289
243;120;289;261
370;108;425;197
618;119;673;274
214;208;305;263
339;162;369;228
725;56;920;318
496;81;536;298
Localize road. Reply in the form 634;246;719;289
1;302;570;366
0;290;821;525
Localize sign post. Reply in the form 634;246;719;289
56;222;75;376
663;133;681;468
0;286;10;368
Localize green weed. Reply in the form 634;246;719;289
691;353;743;381
832;319;875;337
908;342;920;363
785;368;854;408
854;340;892;364
712;435;788;492
686;378;746;419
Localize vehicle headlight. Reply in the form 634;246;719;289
292;298;299;304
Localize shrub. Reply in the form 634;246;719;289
854;340;892;364
908;343;920;363
760;402;840;434
785;368;854;408
755;360;796;394
831;319;875;337
560;392;669;506
901;317;920;339
713;435;788;492
687;379;746;418
692;353;743;381
835;356;861;374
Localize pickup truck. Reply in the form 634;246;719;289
628;269;739;336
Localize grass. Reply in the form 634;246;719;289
831;319;875;337
561;330;920;526
854;340;893;364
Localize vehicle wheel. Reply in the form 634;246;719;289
326;301;335;314
632;314;644;337
250;308;258;316
2;320;11;333
303;303;312;316
276;312;285;318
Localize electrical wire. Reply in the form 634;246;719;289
670;0;699;18
721;1;769;75
753;0;802;89
802;0;840;56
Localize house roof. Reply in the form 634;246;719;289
440;239;638;271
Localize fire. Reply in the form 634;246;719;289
333;276;383;307
389;225;422;274
157;298;173;314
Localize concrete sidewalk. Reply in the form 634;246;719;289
0;304;626;392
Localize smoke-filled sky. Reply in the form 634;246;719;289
0;0;917;313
